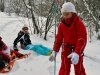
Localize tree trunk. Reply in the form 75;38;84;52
29;0;39;34
0;0;4;12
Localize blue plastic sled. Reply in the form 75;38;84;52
24;44;52;56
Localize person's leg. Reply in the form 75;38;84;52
0;51;9;62
0;55;5;70
58;54;71;75
33;45;46;55
40;45;51;55
74;56;86;75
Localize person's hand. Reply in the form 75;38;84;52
67;52;79;65
13;45;18;51
14;49;19;51
49;51;57;62
21;45;25;49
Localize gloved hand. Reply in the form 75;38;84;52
49;51;57;62
13;45;18;51
14;49;19;51
67;52;79;65
21;44;25;49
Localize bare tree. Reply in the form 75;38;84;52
0;0;5;12
23;0;39;34
5;0;100;41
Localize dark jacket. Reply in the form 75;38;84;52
13;31;31;47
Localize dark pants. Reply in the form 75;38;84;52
0;55;5;70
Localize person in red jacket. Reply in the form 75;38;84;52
49;2;87;75
0;36;24;70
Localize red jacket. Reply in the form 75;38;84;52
53;14;87;56
0;41;8;51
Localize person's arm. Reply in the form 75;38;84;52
53;23;63;52
13;31;23;47
74;21;87;55
49;23;63;62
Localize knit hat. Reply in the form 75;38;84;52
22;25;28;30
61;2;76;13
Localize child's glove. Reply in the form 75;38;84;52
14;49;19;51
13;45;18;51
21;45;25;49
67;52;79;65
49;51;57;62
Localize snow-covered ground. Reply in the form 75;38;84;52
0;12;100;75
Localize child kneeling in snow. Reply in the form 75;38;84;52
0;36;24;70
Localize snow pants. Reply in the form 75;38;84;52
58;54;86;75
0;55;5;70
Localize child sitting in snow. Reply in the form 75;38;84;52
0;36;24;70
13;26;31;51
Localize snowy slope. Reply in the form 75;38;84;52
0;12;100;75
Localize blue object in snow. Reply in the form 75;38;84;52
24;44;52;56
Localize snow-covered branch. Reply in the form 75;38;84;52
83;0;99;25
